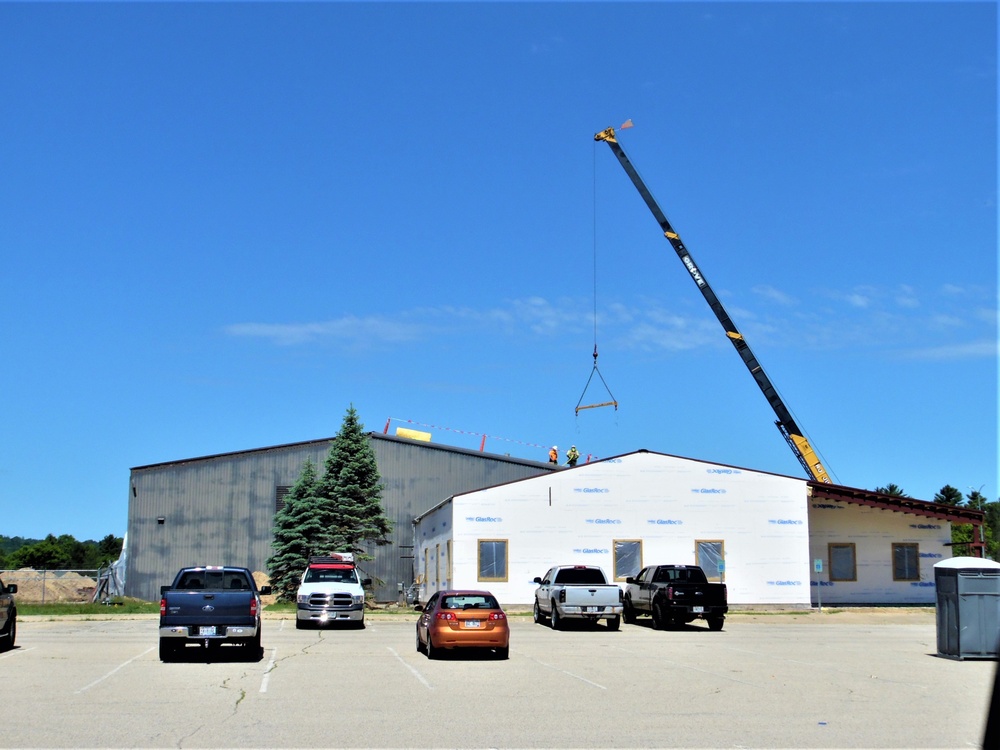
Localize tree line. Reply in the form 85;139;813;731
0;533;123;570
875;483;998;559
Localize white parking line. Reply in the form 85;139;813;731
387;646;433;689
525;655;607;690
0;646;35;660
75;646;156;694
260;648;278;692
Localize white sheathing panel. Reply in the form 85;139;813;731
423;452;811;606
808;496;952;604
413;499;454;602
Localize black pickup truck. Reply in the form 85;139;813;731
623;564;728;631
159;566;271;661
0;575;16;651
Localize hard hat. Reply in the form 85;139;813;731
571;445;576;448
553;446;558;450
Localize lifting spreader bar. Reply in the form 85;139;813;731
575;346;618;415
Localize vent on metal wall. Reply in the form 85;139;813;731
275;485;292;513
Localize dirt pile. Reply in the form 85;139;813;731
3;568;98;603
252;570;276;606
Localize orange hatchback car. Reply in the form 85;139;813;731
415;590;510;660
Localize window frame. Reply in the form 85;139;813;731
613;539;643;581
892;543;920;581
695;539;726;582
828;542;857;582
446;540;453;585
435;543;441;589
477;539;509;583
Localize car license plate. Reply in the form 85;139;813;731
200;626;217;636
465;620;481;628
692;606;704;614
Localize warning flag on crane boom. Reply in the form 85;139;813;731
620;118;634;129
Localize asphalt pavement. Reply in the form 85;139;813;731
0;613;994;748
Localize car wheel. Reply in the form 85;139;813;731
1;615;15;651
550;602;562;630
295;618;306;630
355;617;366;630
651;601;664;630
607;615;621;631
707;617;725;632
532;600;547;625
623;599;636;624
495;646;509;660
426;632;439;660
416;629;425;653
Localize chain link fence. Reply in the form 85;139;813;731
0;569;101;603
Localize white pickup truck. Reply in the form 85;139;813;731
532;564;624;631
296;553;371;629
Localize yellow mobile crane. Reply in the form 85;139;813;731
595;126;832;484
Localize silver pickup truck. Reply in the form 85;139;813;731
532;564;623;630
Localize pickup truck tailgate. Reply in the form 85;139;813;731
162;590;256;629
562;586;621;607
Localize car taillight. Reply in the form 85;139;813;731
667;586;674;600
618;588;624;602
436;612;456;621
160;598;166;616
250;597;258;617
489;612;506;621
559;589;566;603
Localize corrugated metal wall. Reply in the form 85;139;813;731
125;434;555;602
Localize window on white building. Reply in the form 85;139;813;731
892;543;920;581
828;543;857;581
478;539;508;582
696;540;725;582
613;539;643;581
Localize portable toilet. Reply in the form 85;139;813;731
934;557;1000;660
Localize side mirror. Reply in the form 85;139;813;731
4;584;16;594
362;578;372;587
413;604;424;612
259;586;272;595
533;577;542;584
625;577;636;585
160;585;170;596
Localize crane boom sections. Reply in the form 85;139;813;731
595;126;831;484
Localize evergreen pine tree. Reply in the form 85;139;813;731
316;405;392;560
874;483;909;497
266;459;325;601
934;485;965;506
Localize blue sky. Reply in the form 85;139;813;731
1;2;996;542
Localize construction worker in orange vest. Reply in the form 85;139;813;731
548;446;559;464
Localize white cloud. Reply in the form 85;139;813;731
222;284;997;361
894;285;920;308
752;284;797;306
902;339;998;360
223;317;426;346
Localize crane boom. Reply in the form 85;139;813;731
595;126;831;484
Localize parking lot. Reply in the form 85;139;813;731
0;612;994;748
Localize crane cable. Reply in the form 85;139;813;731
575;142;618;416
